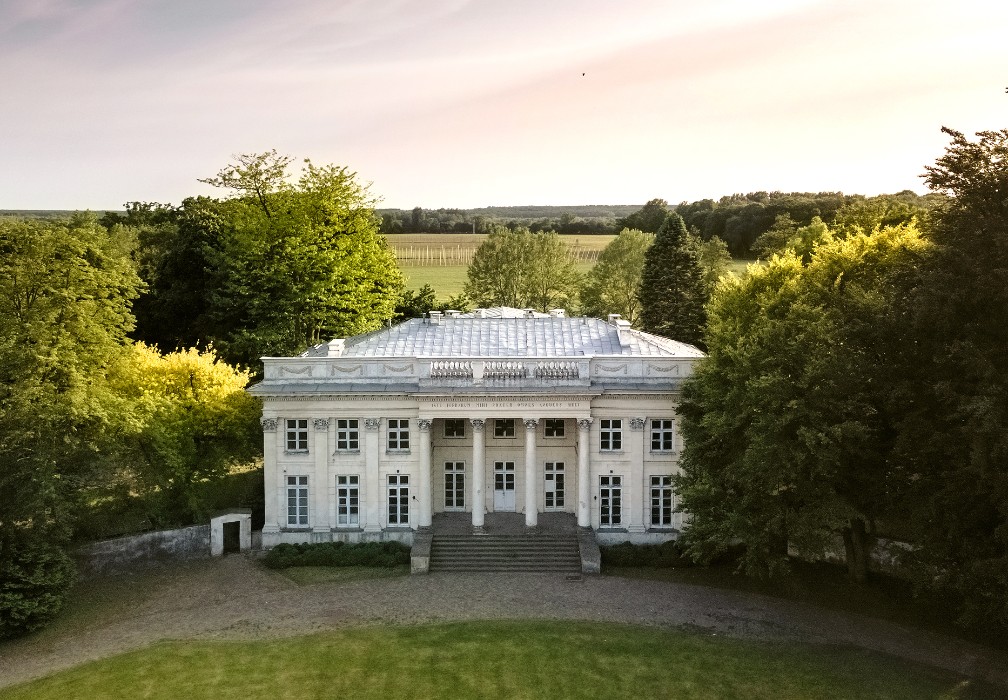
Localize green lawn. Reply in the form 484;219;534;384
0;621;975;700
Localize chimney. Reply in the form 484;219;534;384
327;339;345;357
549;308;566;318
429;311;443;325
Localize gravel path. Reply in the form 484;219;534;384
2;555;1006;690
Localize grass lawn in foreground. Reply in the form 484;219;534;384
0;621;978;700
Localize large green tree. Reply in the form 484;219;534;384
580;228;652;324
676;223;929;581
464;226;580;311
617;198;669;233
893;127;1008;627
200;154;404;366
638;213;707;347
0;214;142;636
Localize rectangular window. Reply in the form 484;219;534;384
444;461;465;510
444;419;466;438
543;419;565;438
600;419;622;451
545;462;565;510
650;419;675;452
599;475;622;526
337;419;359;451
494;419;515;438
387;419;410;451
286;419;309;452
286;475;309;526
388;474;409;525
650;475;675;527
337;475;359;526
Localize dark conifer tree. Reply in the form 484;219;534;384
637;212;707;348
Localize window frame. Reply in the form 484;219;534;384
286;418;309;453
286;475;309;527
336;418;360;452
543;418;566;438
443;418;466;438
387;474;410;525
650;475;676;527
599;474;622;527
494;418;516;438
336;474;360;527
387;418;410;451
444;461;465;510
544;461;565;510
650;419;676;452
599;419;622;452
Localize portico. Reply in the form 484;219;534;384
250;307;704;548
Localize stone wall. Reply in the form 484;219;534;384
75;524;211;575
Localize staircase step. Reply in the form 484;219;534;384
428;532;582;573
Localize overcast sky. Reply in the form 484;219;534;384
1;0;1005;210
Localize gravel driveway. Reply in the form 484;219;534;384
1;555;1005;690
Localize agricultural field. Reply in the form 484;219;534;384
388;232;755;300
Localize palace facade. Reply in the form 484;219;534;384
249;308;703;547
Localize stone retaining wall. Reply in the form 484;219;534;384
75;524;211;575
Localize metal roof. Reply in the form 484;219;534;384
316;309;703;359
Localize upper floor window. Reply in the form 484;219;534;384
494;418;516;438
444;418;466;438
544;418;565;438
600;419;622;451
286;419;309;452
387;419;410;451
336;419;359;451
650;419;675;452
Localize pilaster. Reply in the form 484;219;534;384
627;417;646;534
261;417;280;534
363;417;382;533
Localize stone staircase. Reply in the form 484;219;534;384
429;530;582;573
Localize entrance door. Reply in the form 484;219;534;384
493;461;516;511
544;462;565;511
223;521;240;554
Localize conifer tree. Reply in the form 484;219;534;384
637;212;707;347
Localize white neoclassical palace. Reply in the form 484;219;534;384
250;308;703;547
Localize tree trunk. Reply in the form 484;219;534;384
842;517;871;583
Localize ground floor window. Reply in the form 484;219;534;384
387;474;409;525
444;461;465;510
650;475;675;526
337;475;359;526
286;475;309;526
599;475;622;526
545;462;565;510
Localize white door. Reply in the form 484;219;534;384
544;462;565;511
493;461;516;511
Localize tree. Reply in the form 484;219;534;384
198;149;293;219
580;228;652;324
618;198;669;233
464;226;580;311
691;233;733;291
105;344;262;527
638;213;707;347
676;223;930;581
893;127;1008;627
200;154;404;367
0;214;142;636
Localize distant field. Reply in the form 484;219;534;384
401;263;597;299
387;233;616;268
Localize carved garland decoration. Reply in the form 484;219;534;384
260;417;278;432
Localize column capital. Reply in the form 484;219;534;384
577;418;593;431
364;418;381;431
261;417;278;432
417;418;433;431
629;417;646;431
313;417;330;431
470;418;485;432
523;418;539;430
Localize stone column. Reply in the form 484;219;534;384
363;418;382;534
417;418;433;528
261;418;280;535
577;418;592;528
524;418;539;528
470;419;486;529
312;418;330;537
628;417;646;534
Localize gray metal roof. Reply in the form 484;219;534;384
322;310;703;359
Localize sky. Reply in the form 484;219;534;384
1;0;1005;210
